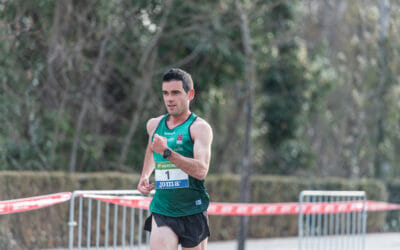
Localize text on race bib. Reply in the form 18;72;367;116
155;162;189;189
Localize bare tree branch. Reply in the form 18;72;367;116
118;0;174;166
68;22;112;172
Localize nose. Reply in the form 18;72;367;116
165;94;174;102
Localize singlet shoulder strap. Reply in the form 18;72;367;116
187;113;197;124
188;113;198;143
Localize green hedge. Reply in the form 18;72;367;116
0;172;390;249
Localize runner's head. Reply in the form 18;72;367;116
162;68;193;93
162;68;195;116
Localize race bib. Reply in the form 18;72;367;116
155;162;189;189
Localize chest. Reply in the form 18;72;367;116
157;127;192;152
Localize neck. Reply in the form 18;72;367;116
168;110;191;126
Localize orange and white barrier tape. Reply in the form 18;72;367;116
81;194;152;210
1;192;400;216
0;192;72;215
80;194;400;216
208;201;400;215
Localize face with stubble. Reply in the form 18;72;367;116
162;80;194;117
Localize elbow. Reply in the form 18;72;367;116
195;167;208;180
195;175;206;181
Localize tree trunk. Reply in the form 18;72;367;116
213;84;246;173
373;0;390;178
235;1;256;250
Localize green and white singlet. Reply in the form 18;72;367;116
149;113;210;217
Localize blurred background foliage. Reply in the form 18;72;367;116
0;0;399;182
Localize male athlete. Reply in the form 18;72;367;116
137;68;213;250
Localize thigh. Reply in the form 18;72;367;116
150;217;179;250
182;237;208;250
180;212;210;249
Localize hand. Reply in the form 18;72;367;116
137;176;155;194
151;134;168;155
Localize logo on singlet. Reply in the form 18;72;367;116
177;134;183;144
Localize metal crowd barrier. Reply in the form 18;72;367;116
298;190;367;250
68;190;152;250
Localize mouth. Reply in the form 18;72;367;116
167;104;176;109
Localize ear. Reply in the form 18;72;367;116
188;89;195;101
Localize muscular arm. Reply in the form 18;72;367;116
137;117;162;194
151;119;213;180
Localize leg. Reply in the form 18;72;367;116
182;237;208;250
150;217;179;250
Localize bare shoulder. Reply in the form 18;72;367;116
191;117;213;140
146;115;164;135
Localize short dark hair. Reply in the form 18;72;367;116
162;68;193;93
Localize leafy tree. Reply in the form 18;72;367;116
257;2;314;175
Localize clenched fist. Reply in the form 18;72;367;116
137;176;154;194
151;134;168;155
